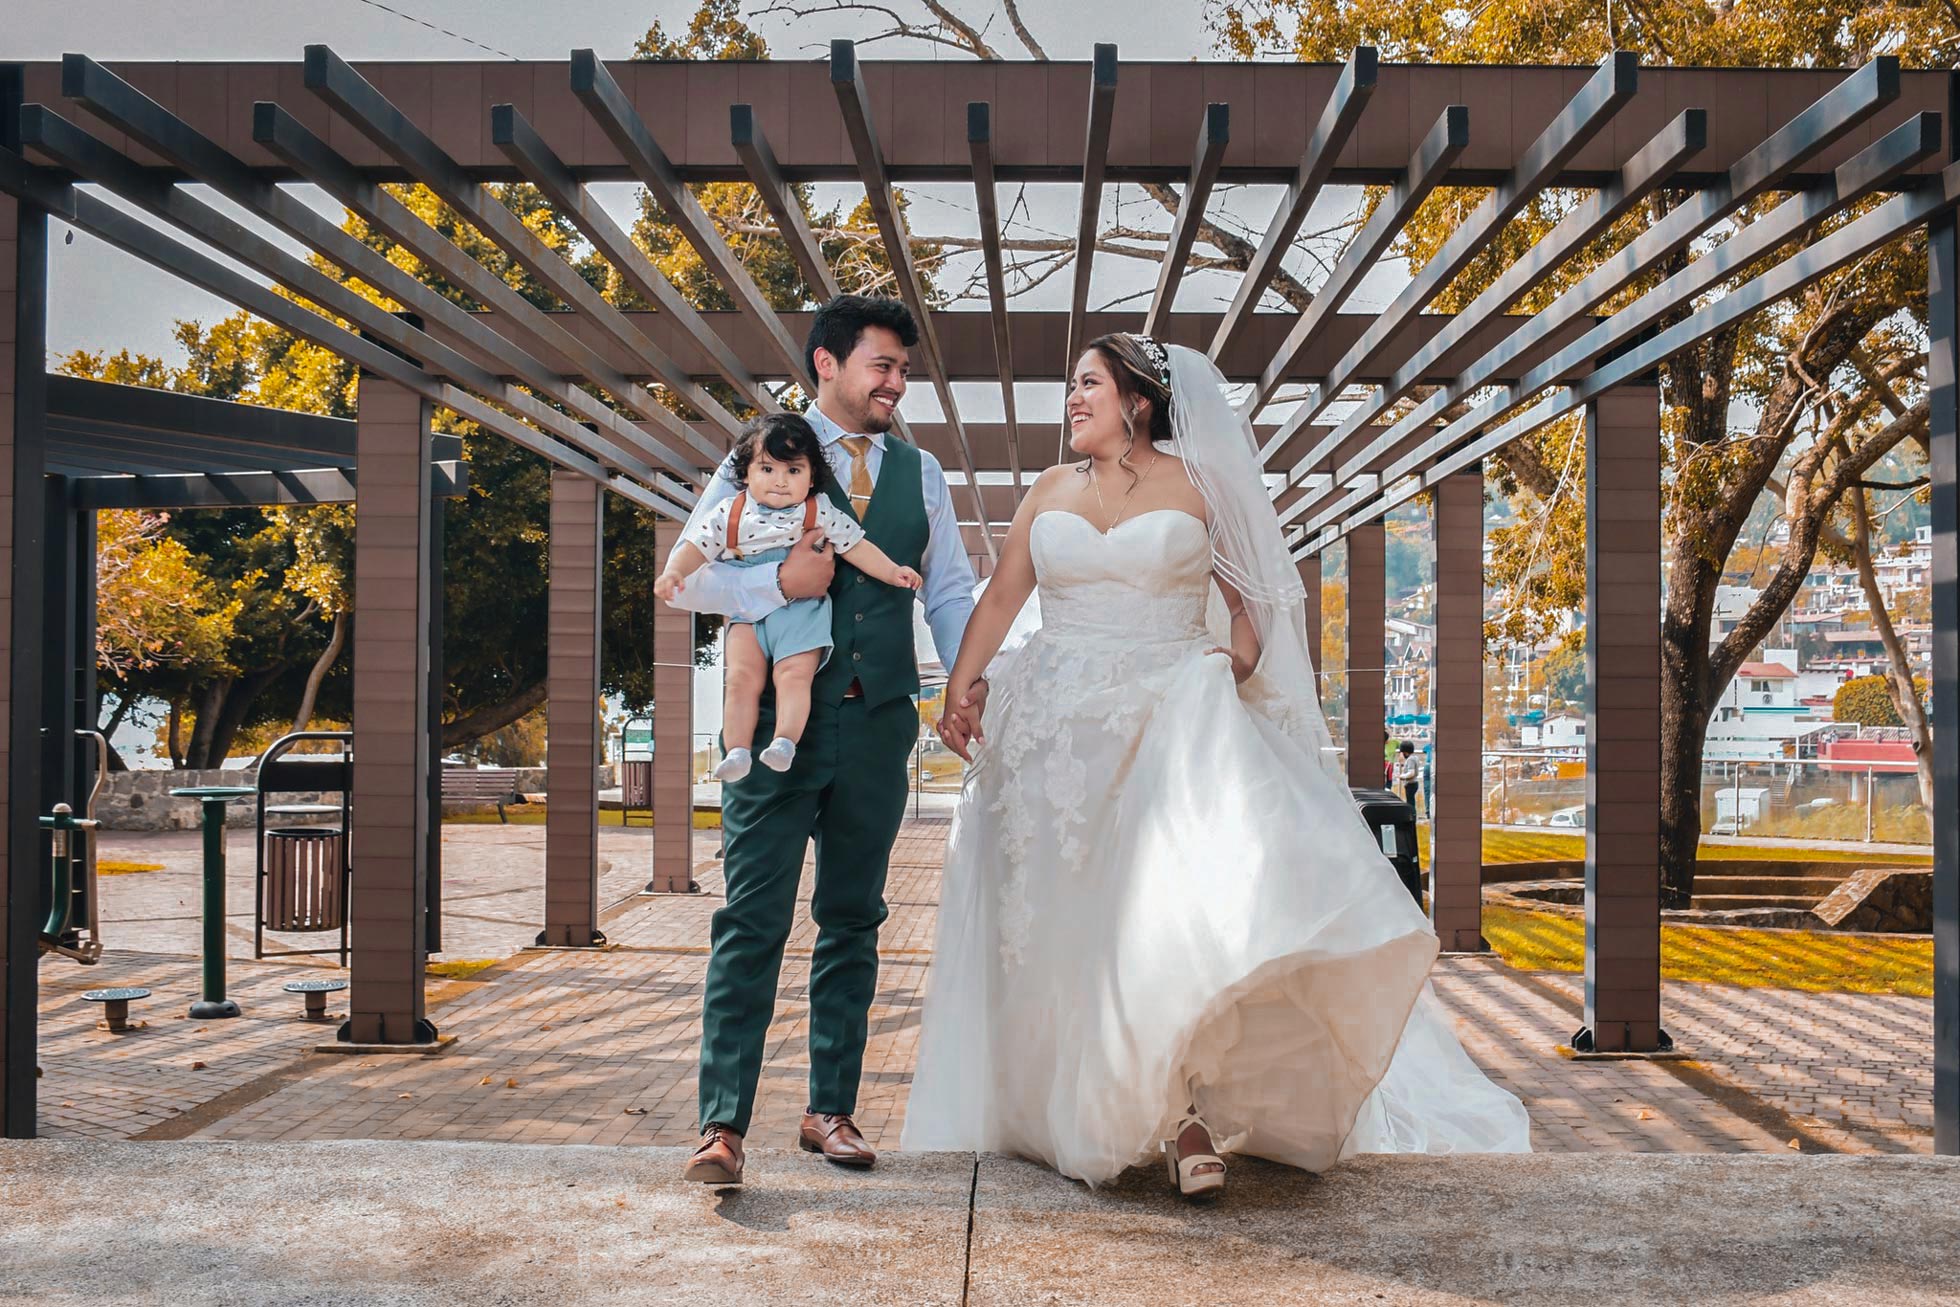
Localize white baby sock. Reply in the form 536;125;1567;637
759;737;797;772
713;748;752;783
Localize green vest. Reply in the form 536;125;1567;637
816;437;929;709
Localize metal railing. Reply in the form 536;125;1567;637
1479;746;1929;844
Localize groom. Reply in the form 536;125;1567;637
666;294;986;1184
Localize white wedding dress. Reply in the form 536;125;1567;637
902;508;1531;1183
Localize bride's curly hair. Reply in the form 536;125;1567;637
1079;332;1174;487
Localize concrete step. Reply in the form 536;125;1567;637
4;1141;1959;1306
1690;893;1825;912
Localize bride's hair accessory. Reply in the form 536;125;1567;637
1132;334;1173;391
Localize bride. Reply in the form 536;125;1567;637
902;334;1531;1195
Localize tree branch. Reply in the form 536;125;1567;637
442;678;548;750
1713;397;1928;687
999;0;1048;58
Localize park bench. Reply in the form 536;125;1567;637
441;766;524;823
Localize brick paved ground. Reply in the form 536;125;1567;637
91;821;688;961
33;818;1936;1156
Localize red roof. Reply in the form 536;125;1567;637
1736;662;1796;678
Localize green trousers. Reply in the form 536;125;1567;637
698;693;916;1135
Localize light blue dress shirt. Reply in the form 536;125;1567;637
665;405;978;672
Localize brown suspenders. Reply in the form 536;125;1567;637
724;492;820;560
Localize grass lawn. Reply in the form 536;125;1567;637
1482;903;1933;996
426;958;499;981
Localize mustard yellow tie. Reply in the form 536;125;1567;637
841;436;875;519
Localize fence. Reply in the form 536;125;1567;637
1481;747;1930;844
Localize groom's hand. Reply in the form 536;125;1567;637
778;528;836;600
957;677;989;744
936;711;973;761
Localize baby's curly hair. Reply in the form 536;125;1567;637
723;412;835;497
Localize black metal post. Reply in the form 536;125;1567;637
2;64;50;1140
425;491;443;955
1928;80;1959;1155
40;474;76;835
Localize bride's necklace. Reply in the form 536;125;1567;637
1090;449;1161;532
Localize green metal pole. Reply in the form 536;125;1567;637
189;797;239;1019
37;805;75;943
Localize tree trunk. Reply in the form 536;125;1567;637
93;692;135;772
1659;591;1715;909
166;698;186;770
199;668;281;769
1849;491;1936;812
184;681;227;770
291;609;347;735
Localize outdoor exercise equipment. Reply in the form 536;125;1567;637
170;783;257;1019
36;731;110;966
282;977;350;1022
80;987;149;1033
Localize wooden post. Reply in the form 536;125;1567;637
1581;382;1667;1055
1300;553;1323;677
1346;520;1387;792
540;470;605;946
1432;462;1488;952
646;517;697;894
344;374;437;1046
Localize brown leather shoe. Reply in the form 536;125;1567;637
799;1111;876;1168
682;1124;745;1185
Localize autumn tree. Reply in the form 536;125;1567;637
1209;0;1955;905
1834;674;1904;727
62;313;355;767
70;0;960;764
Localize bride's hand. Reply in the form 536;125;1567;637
1206;646;1255;685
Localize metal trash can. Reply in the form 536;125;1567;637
262;826;345;932
621;760;653;808
1350;789;1424;906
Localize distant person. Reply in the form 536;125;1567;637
1395;740;1421;811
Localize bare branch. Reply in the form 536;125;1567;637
1137;181;1320;312
1000;0;1049;58
754;0;1002;57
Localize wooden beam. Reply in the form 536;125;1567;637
1143;102;1229;340
831;39;994;559
967;102;1023;502
1063;44;1120;381
1208;48;1377;362
571;49;815;395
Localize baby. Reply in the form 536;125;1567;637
656;413;922;782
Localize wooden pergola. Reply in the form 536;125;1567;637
0;46;1952;1152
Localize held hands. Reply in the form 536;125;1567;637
778;528;837;600
935;677;990;761
653;571;685;602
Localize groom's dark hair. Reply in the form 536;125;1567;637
806;294;919;383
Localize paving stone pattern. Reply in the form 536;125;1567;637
34;819;1936;1158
